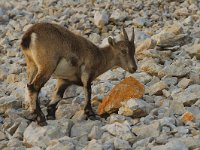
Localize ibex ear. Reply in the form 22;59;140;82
122;26;129;42
108;37;115;46
130;27;135;44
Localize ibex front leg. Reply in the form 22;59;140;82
81;73;96;120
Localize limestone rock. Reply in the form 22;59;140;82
85;139;102;150
94;11;109;28
0;96;21;113
55;103;80;119
110;9;126;22
97;77;144;116
171;84;200;106
118;98;153;118
148;81;168;95
140;58;162;76
113;138;131;150
102;122;136;142
23;119;73;149
132;121;160;138
185;43;200;59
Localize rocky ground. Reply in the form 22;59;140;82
0;0;200;149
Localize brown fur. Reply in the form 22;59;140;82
21;22;137;126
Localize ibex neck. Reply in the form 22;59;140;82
95;45;118;77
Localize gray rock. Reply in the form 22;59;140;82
178;135;200;149
151;139;188;150
88;126;104;140
168;101;186;116
110;9;126;22
71;120;102;138
102;122;136;142
139;58;162;76
23;119;73;149
132;121;160;139
178;78;191;89
102;139;114;150
148;81;168;96
7;138;23;147
109;114;126;124
159;59;191;77
94;11;109;28
133;17;148;27
128;72;152;84
0;96;21;114
55;103;80;119
185;43;200;59
27;147;41;150
89;33;101;44
85;139;103;150
46;136;76;150
0;131;6;141
118;98;153;118
113;138;131;150
171;84;200;106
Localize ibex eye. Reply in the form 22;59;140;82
121;50;128;54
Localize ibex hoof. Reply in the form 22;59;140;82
85;109;99;120
36;115;47;126
37;120;47;126
46;115;56;120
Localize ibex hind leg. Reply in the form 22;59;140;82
47;79;70;120
27;64;57;126
24;52;38;110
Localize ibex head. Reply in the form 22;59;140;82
108;27;137;73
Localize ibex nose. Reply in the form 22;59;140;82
129;65;137;73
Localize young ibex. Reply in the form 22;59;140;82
21;23;137;126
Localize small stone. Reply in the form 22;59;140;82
132;121;160;138
181;112;195;123
185;43;200;59
7;138;23;147
158;59;190;77
178;78;191;89
168;101;186;116
113;138;131;150
88;126;103;140
148;81;168;96
128;72;152;84
110;9;126;22
118;98;153;118
132;17;148;27
46;136;76;150
0;131;6;141
171;84;200;106
97;77;144;116
56;103;80;119
151;139;188;150
23;119;73;149
94;11;109;28
6;74;19;83
71;110;86;122
102;122;136;142
109;114;126;124
89;33;101;44
71;120;102;138
140;58;162;76
0;96;21;113
85;139;102;150
174;8;189;16
136;38;157;54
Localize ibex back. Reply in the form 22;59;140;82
21;23;137;126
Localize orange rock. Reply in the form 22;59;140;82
97;76;144;116
181;112;195;123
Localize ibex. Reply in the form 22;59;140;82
21;22;137;126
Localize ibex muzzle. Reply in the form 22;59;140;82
20;23;137;126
